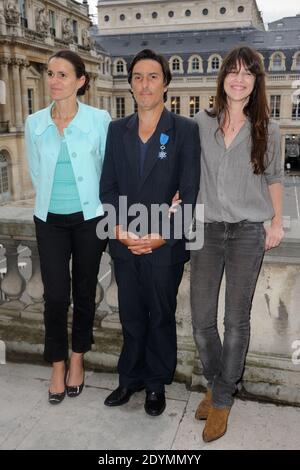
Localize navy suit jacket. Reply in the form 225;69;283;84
100;108;200;266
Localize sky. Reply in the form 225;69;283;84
86;0;300;26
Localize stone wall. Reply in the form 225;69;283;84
0;209;299;405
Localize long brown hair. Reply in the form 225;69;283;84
207;46;269;174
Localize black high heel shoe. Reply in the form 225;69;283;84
48;389;66;405
66;363;85;398
48;361;68;405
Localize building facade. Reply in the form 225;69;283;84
0;0;300;205
0;0;112;202
96;0;300;172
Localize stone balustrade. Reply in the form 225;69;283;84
0;208;299;405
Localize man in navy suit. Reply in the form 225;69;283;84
100;49;200;416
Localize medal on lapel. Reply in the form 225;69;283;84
158;133;169;160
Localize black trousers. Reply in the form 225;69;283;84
34;212;107;363
114;256;184;393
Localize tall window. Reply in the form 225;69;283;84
189;97;200;117
0;152;10;202
19;0;27;27
172;58;180;72
171;96;180;115
18;0;26;17
296;54;300;69
273;53;283;69
116;60;124;74
49;10;55;36
292;99;300;120
211;56;220;71
27;89;34;115
192;57;200;72
209;96;215;108
270;95;281;119
72;20;78;43
116;97;125;118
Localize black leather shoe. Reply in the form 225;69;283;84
104;386;137;407
66;359;84;398
66;381;84;398
48;390;66;405
144;391;166;416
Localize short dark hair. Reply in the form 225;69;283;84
48;49;90;96
127;49;172;103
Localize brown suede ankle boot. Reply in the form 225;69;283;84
195;389;212;420
202;406;231;442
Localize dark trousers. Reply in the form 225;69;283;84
34;212;107;363
114;256;184;393
191;221;265;408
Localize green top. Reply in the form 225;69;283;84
48;136;82;214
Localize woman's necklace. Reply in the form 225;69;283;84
228;117;246;133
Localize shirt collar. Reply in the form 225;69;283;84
34;100;90;135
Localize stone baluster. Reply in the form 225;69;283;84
175;262;197;381
95;277;104;313
101;253;121;330
176;263;193;338
0;239;26;313
22;241;44;319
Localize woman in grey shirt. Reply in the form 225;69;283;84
191;46;284;442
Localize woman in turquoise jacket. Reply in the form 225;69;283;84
25;50;111;405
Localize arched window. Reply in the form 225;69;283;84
273;53;282;68
211;56;220;71
292;52;300;71
207;54;222;73
169;56;183;74
114;59;126;75
269;52;286;71
116;60;124;73
192;57;200;71
188;55;203;73
172;58;180;71
0;152;10;202
105;59;111;74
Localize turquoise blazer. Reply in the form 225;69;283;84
25;100;111;221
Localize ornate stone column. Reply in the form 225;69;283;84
11;58;23;129
91;74;98;108
41;64;50;107
20;60;29;122
0;57;12;127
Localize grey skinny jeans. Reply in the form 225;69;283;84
191;221;266;408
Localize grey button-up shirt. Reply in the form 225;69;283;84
194;110;283;223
